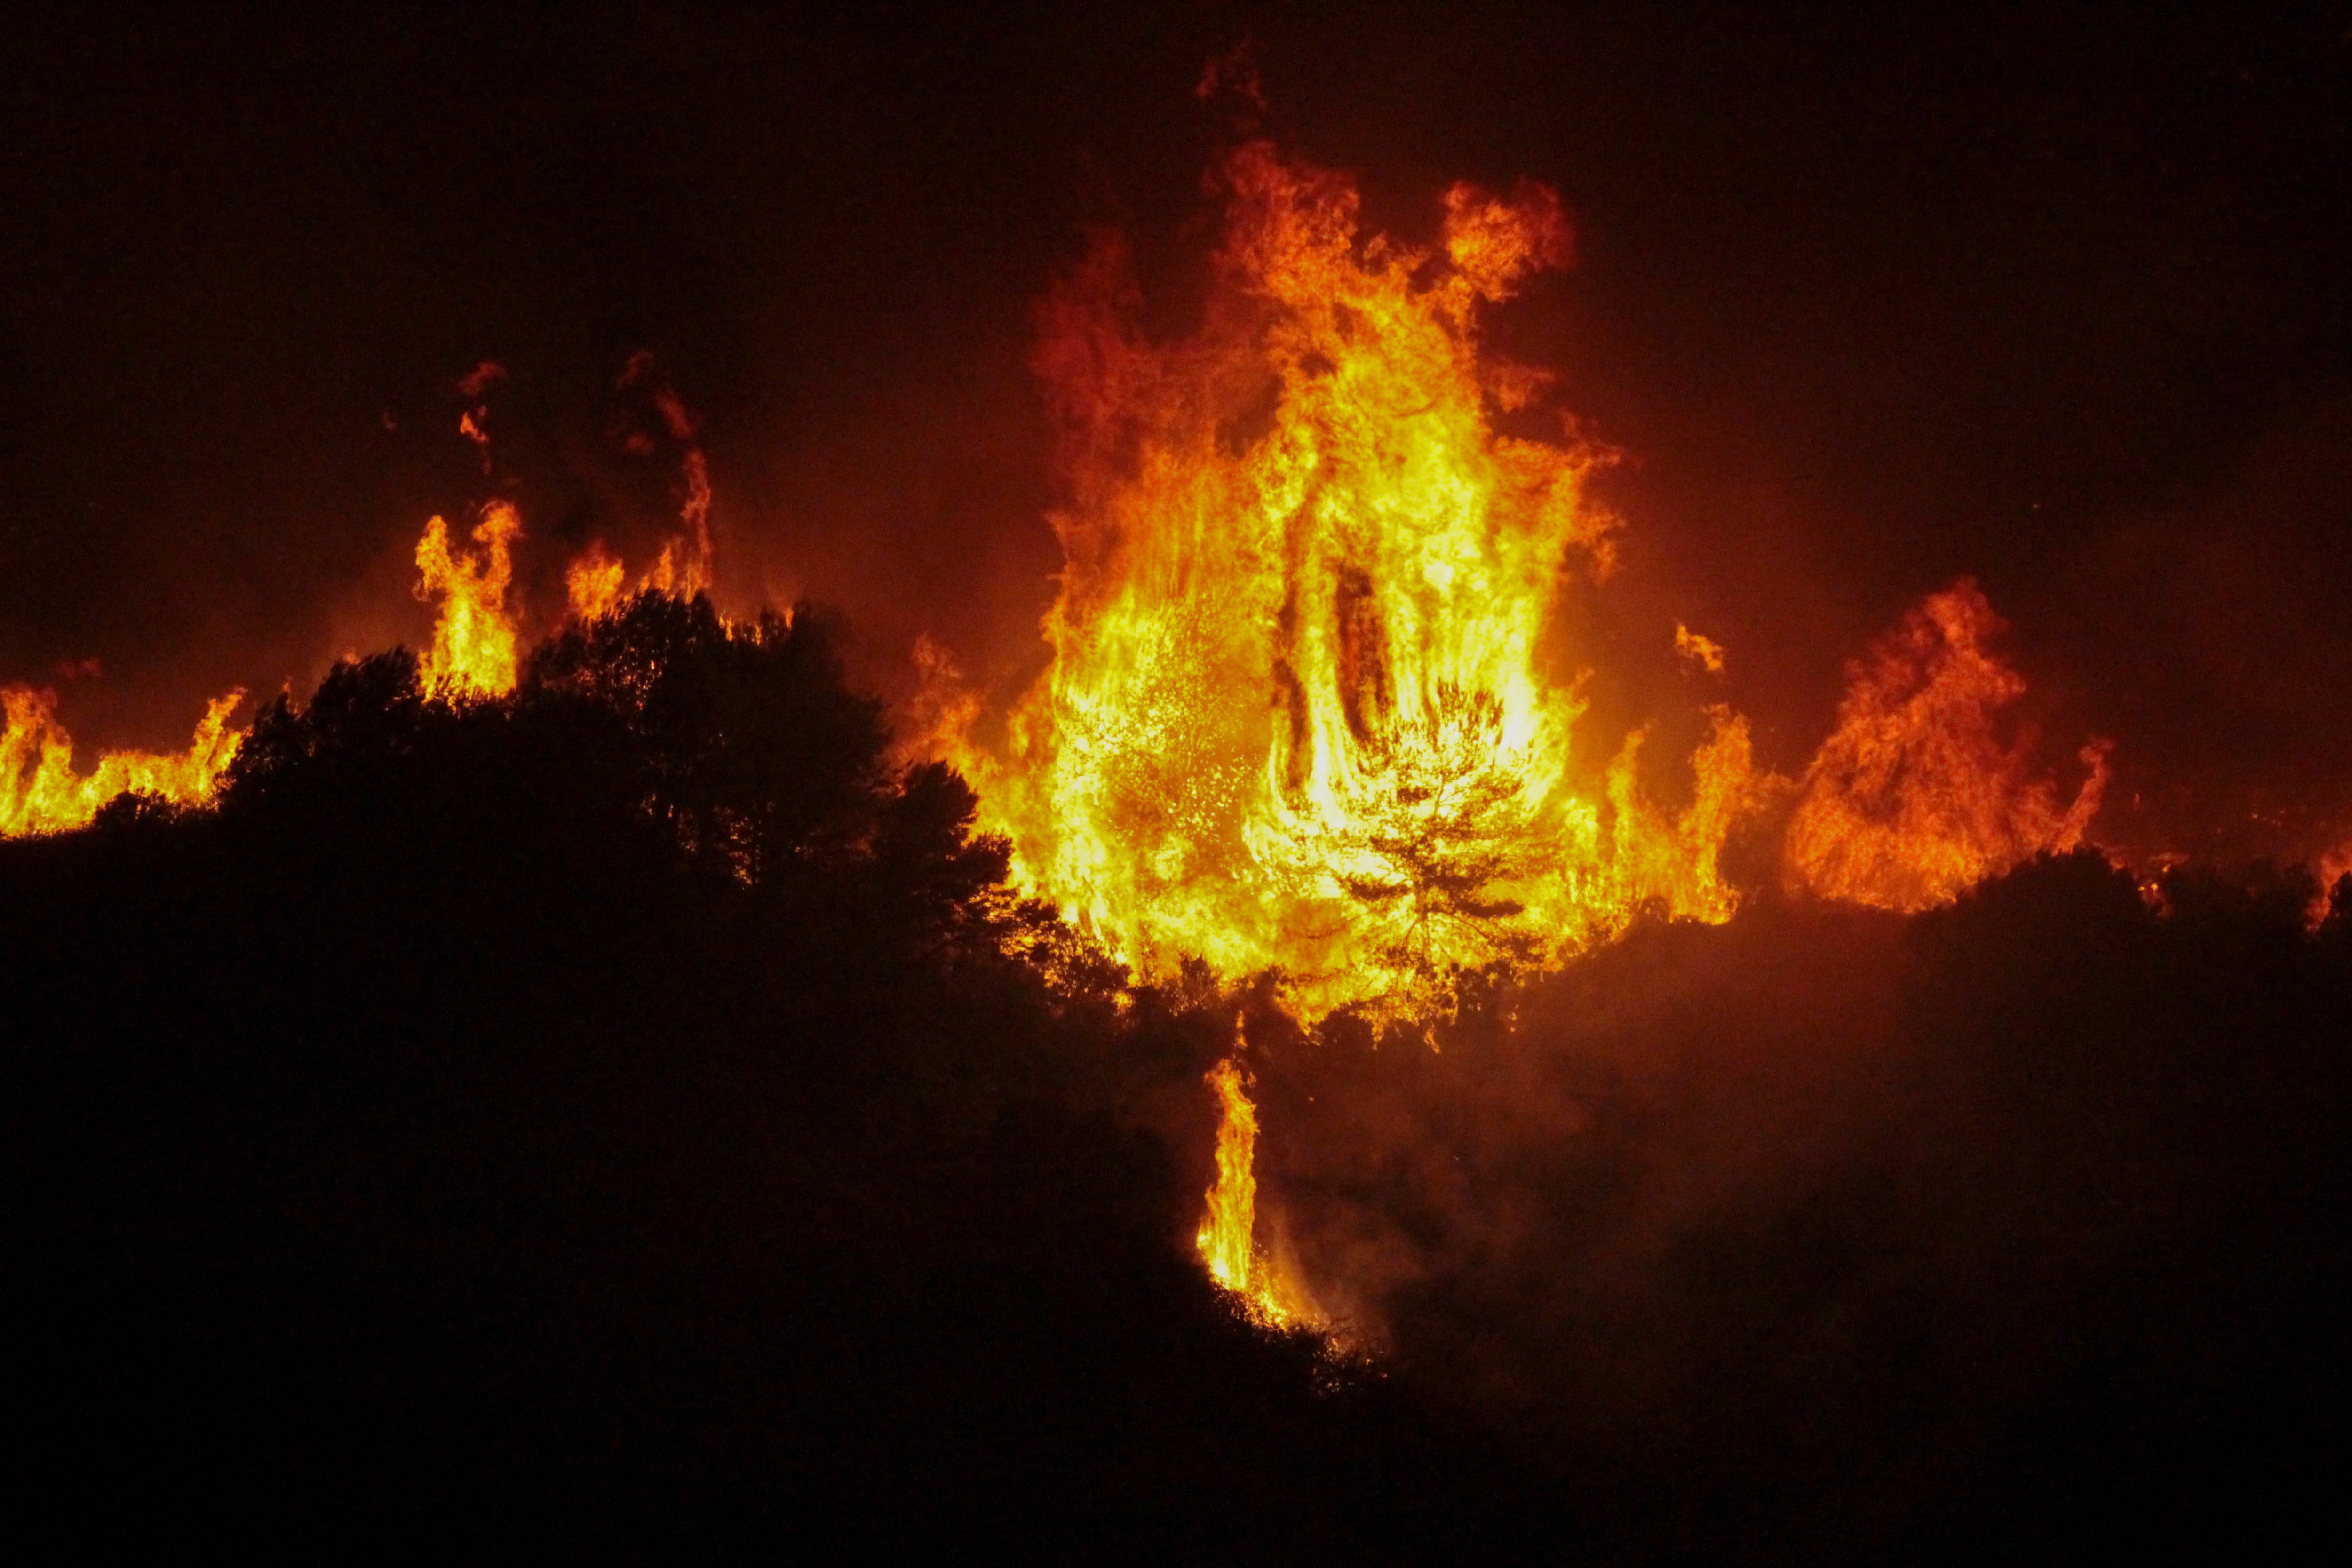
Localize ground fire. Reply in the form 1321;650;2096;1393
0;683;245;837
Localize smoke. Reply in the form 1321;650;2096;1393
2018;399;2352;872
1240;854;2351;1551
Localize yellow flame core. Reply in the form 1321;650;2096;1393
962;144;1749;1018
1;686;244;837
1787;581;2109;911
415;502;523;697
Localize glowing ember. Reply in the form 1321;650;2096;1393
1;685;244;837
949;143;1752;1018
1786;581;2109;911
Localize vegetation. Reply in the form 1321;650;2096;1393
6;594;2346;1558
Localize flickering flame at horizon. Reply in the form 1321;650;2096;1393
1;358;724;836
1785;581;2110;912
0;684;244;838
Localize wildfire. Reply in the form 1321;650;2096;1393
947;143;1754;1019
564;359;717;626
414;501;524;697
2;358;726;840
418;356;720;692
1195;1049;1318;1329
566;543;629;624
1197;1055;1260;1295
0;685;245;837
1786;581;2109;912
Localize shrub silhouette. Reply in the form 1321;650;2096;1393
5;596;1465;1554
5;598;2347;1560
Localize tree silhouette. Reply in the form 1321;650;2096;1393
4;599;2346;1560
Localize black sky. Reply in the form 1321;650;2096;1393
4;3;2349;855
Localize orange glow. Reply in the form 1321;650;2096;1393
6;416;718;838
414;502;523;697
947;143;1753;1019
2312;841;2352;930
609;353;716;606
1;685;244;837
646;385;714;600
1786;581;2109;911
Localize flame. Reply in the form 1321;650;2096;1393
566;541;629;624
414;502;523;697
647;387;714;600
1786;581;2109;911
1197;1055;1260;1295
611;352;716;604
1;685;244;837
954;143;1751;1019
564;528;717;629
561;368;717;626
457;360;506;474
7;472;703;840
1674;623;1726;674
5;356;731;840
1194;1049;1317;1329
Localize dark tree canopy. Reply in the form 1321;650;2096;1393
3;598;2347;1560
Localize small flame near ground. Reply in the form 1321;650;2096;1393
1196;1044;1322;1331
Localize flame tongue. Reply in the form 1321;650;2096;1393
1196;1055;1260;1296
1194;1045;1319;1330
414;501;523;697
970;143;1748;1018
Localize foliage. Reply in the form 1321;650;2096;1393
5;597;2347;1559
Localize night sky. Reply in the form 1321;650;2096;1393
6;4;2349;858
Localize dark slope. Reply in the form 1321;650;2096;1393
3;597;1488;1557
7;595;2348;1560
